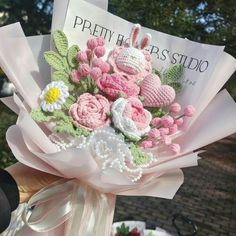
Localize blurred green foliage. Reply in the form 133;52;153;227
0;0;235;168
0;102;17;168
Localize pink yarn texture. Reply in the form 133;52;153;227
97;73;140;100
69;93;110;131
141;74;176;107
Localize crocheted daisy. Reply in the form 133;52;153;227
40;81;69;112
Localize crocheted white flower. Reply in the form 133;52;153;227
111;97;152;141
40;81;69;112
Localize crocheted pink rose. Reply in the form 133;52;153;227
69;93;110;131
97;73;140;101
111;97;152;140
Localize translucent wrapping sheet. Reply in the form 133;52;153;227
0;0;235;235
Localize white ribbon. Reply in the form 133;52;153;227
22;180;116;236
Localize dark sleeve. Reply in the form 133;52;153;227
0;168;20;233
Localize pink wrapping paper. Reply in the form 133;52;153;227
0;10;236;234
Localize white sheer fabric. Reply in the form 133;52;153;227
1;204;26;236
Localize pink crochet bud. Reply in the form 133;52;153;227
170;143;181;154
159;127;169;136
78;63;90;76
140;140;153;149
92;59;110;73
70;70;82;84
175;118;184;127
151;117;162;127
86;49;92;60
90;67;102;80
87;38;98;50
169;124;178;134
148;128;160;139
94;46;106;58
161;135;171;145
96;37;105;46
170;103;181;114
184;105;196;117
161;115;174;128
76;51;88;63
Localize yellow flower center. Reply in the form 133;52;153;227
45;87;61;104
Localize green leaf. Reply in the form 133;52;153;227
163;64;184;83
54;119;76;136
53;30;68;56
52;71;69;82
64;96;76;110
153;68;162;78
167;81;183;93
67;45;80;68
146;107;167;118
53;118;90;137
52;71;76;92
44;51;65;71
52;110;68;120
31;108;53;122
130;144;152;166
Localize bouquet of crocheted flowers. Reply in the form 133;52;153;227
31;24;195;182
1;18;235;235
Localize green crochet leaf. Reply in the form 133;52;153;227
52;71;69;81
31;108;53;122
163;64;184;83
44;51;65;71
53;30;68;57
64;96;76;110
52;71;75;91
54;119;76;136
131;144;151;166
62;57;71;73
54;118;90;137
167;81;183;93
162;64;184;94
146;107;167;118
67;45;80;68
153;68;162;78
52;110;68;120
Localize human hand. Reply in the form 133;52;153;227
6;162;61;203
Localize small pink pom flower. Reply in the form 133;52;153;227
87;38;98;50
161;115;174;128
96;37;105;46
92;58;110;73
148;128;160;139
86;49;92;60
90;67;102;80
78;63;90;76
159;127;169;135
161;135;171;145
184;105;196;117
94;46;106;58
169;143;181;154
151;117;162;127
70;70;82;84
76;51;88;63
175;118;184;127
140;140;153;149
169;124;178;134
170;103;181;114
